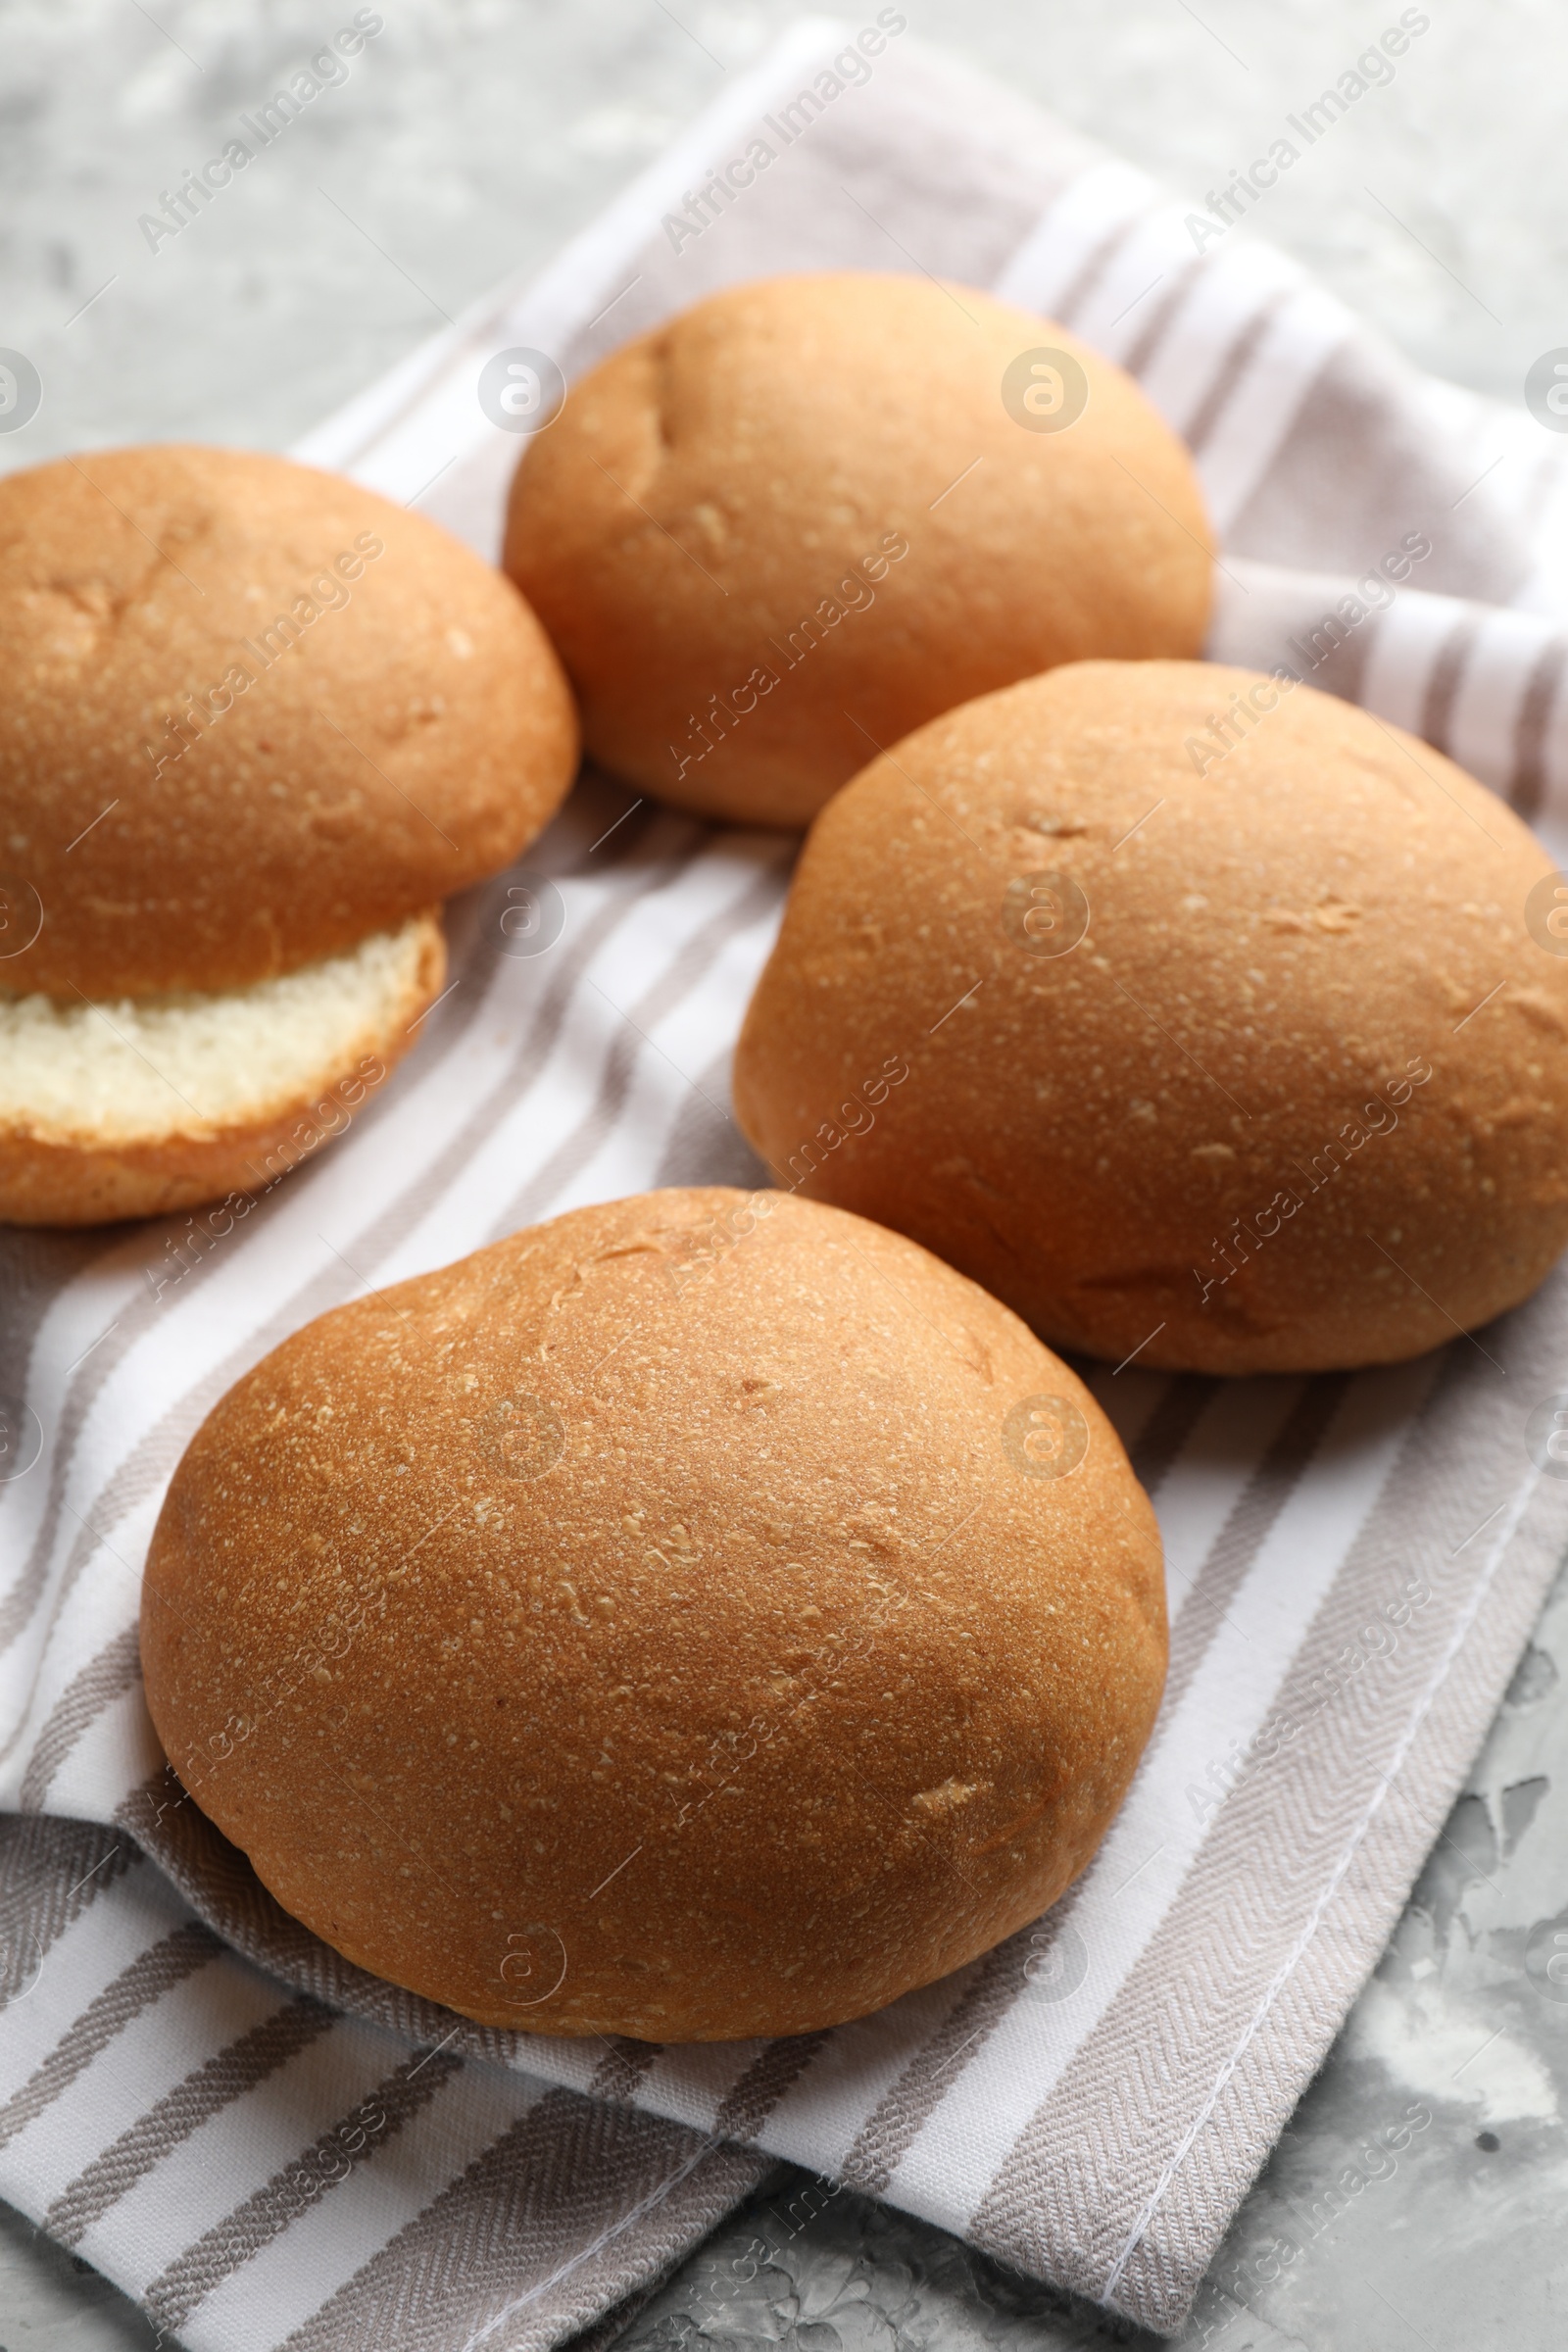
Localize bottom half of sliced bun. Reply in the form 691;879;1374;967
0;912;445;1226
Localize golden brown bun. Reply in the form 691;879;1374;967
504;273;1211;827
733;663;1568;1375
0;912;444;1228
141;1186;1165;2041
0;445;578;997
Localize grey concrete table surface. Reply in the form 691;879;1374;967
2;2;1567;2345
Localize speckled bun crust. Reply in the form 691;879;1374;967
0;445;579;996
732;663;1568;1375
503;273;1211;827
140;1187;1165;2041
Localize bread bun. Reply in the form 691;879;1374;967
733;662;1568;1375
504;273;1210;827
0;911;443;1226
0;445;577;998
140;1187;1165;2041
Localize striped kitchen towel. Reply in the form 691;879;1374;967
4;16;1568;2344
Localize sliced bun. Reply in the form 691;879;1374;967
140;1187;1165;2041
0;912;444;1226
0;446;578;998
504;272;1211;826
733;662;1568;1374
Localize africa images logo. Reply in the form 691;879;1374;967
659;13;907;253
1183;10;1431;254
137;12;384;252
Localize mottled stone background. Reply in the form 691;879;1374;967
3;2;1568;2344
